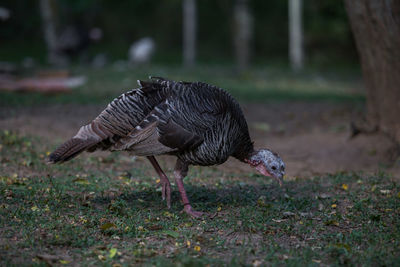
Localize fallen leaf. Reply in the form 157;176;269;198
300;212;312;218
318;193;330;199
100;222;116;231
324;220;339;226
318;203;324;211
342;184;348;191
98;255;106;261
331;204;337;208
194;245;201;252
371;185;377;192
109;248;117;258
272;219;286;223
253;260;263;267
148;224;163;231
73;178;90;185
31;206;40;212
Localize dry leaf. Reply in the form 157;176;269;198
148;224;163;231
98;255;106;261
100;222;116;231
325;220;339;226
73;178;90;185
318;193;330;199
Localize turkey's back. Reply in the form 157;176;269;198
166;82;253;166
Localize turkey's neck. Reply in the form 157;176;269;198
233;140;255;162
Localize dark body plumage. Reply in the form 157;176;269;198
49;78;254;166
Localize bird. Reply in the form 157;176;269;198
48;77;285;217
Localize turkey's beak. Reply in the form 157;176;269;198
255;164;283;187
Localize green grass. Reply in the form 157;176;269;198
0;64;364;107
1;130;399;266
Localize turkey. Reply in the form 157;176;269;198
48;77;285;217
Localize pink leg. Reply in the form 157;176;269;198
174;160;203;218
147;156;171;209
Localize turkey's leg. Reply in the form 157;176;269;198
174;159;203;218
147;156;171;209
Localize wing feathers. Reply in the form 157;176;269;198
158;119;203;151
48;137;98;163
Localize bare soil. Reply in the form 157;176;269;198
1;102;399;178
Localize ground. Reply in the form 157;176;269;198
0;66;399;265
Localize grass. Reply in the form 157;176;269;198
1;130;399;266
0;64;364;107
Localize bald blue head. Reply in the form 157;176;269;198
246;149;285;186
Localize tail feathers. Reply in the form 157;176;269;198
47;138;98;164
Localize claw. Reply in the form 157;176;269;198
182;205;204;218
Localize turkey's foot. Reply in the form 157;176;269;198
182;205;204;218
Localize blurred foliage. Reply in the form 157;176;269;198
0;0;356;66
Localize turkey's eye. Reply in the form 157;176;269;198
271;166;277;171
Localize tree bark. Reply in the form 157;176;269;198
345;0;400;145
234;0;253;72
183;0;197;67
289;0;303;71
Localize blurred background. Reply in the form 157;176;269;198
0;0;398;176
1;0;356;67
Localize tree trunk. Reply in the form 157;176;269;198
39;0;65;65
183;0;197;67
289;0;303;71
234;0;253;72
345;0;400;145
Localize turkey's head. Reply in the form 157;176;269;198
245;149;285;186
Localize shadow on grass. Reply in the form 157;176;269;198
89;182;311;213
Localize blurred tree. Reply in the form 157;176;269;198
39;0;65;65
289;0;303;71
183;0;197;67
345;1;400;146
234;0;253;72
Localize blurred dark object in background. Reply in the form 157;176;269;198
57;25;103;62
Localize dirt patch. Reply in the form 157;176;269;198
1;102;399;178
